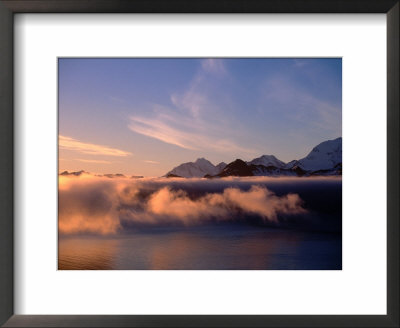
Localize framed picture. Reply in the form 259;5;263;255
0;0;398;327
58;57;343;271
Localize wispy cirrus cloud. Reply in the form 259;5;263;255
170;88;207;118
170;60;225;118
201;58;227;75
128;59;257;156
293;59;307;68
76;159;112;164
129;116;196;150
261;77;341;135
59;135;131;157
129;114;255;155
144;160;160;164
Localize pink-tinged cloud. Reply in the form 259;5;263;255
76;159;112;164
128;116;197;150
59;135;131;157
148;185;306;223
129;115;256;155
58;175;307;235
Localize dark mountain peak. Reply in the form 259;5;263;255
131;175;144;179
103;173;126;178
60;170;86;176
218;159;254;177
231;158;247;165
166;173;184;178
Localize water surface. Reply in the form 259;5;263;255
59;225;341;270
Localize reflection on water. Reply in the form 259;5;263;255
58;238;117;270
58;225;341;270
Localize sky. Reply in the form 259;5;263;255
59;58;342;177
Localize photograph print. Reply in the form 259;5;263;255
58;58;342;270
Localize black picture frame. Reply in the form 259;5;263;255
0;1;398;327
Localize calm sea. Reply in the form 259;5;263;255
59;225;341;270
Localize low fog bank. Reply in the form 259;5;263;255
59;175;342;235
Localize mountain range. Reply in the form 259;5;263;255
165;137;342;178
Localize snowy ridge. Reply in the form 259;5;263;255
165;138;342;178
248;155;286;168
287;137;342;171
166;158;223;178
216;162;227;172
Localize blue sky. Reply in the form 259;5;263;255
59;58;342;176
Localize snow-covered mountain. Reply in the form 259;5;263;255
165;158;225;178
247;155;286;168
165;138;342;178
216;162;227;172
284;160;298;170
286;137;342;171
